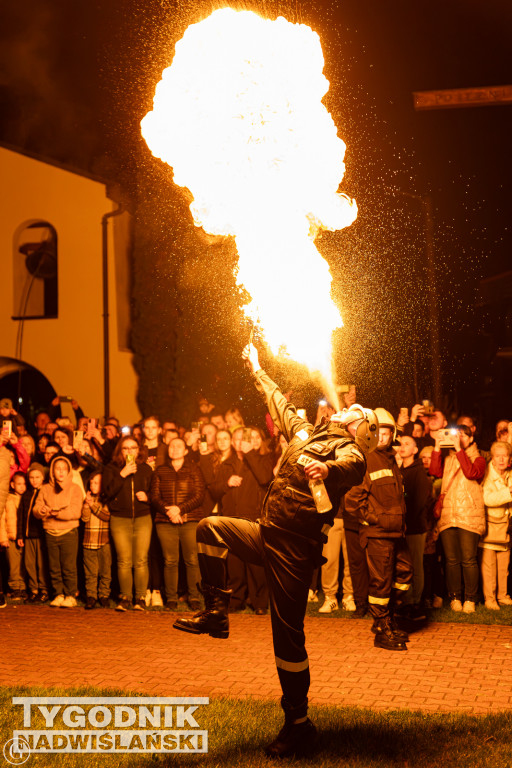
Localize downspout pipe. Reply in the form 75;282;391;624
102;203;124;420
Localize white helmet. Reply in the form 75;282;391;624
331;403;380;453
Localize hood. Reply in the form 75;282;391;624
49;455;74;492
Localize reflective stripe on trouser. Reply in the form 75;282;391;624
196;517;313;708
365;537;413;619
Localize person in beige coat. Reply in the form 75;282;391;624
0;443;11;607
430;425;486;613
33;456;82;608
480;442;512;609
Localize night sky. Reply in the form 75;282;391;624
1;1;511;430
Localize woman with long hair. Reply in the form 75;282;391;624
102;435;153;611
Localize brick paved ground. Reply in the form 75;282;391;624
1;606;512;713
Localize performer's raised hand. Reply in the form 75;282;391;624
242;343;260;373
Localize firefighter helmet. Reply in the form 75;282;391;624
330;404;380;453
373;407;397;441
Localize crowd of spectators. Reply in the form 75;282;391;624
0;391;511;617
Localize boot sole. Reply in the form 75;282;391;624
173;621;229;639
371;626;409;642
373;638;407;651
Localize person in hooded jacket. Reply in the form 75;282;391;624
33;456;82;607
102;436;153;611
344;408;413;651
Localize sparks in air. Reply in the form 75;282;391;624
141;8;357;406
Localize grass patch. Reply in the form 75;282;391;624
305;597;512;626
1;685;512;767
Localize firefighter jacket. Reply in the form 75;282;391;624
252;369;367;549
344;445;406;540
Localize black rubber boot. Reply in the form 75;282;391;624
265;698;318;759
371;616;409;642
373;617;408;651
173;582;231;639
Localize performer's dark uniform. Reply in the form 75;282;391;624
194;368;367;715
344;444;413;620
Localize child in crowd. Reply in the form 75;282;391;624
4;471;26;600
33;456;82;608
81;472;112;609
16;463;49;602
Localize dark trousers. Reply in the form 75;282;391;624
227;553;269;611
364;536;413;620
45;529;79;597
344;527;369;607
196;516;313;714
440;527;480;602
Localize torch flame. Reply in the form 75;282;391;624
141;8;357;408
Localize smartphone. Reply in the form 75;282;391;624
126;453;136;465
121;426;131;435
59;396;73;403
400;407;409;418
200;434;207;444
1;420;12;439
73;430;84;449
191;422;201;431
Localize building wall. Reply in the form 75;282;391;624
0;146;140;424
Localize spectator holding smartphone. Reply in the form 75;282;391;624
430;425;486;613
102;436;153;611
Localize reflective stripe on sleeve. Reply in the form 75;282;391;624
197;542;228;559
275;656;310;673
368;595;390;605
321;524;332;536
393;582;410;591
369;469;394;482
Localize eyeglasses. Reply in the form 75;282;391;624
122;444;138;451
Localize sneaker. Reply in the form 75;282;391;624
498;595;512;606
116;598;131;612
485;599;500;611
151;590;164;607
0;593;6;608
38;591;49;603
133;598;146;611
98;597;110;608
307;589;319;603
27;592;39;604
462;600;475;613
432;595;444;609
342;596;357;612
61;595;77;608
319;597;338;614
144;589;151;607
50;594;65;607
11;590;24;603
85;596;97;610
450;599;463;612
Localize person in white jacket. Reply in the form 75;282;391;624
480;442;512;609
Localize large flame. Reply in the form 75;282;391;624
141;8;357;407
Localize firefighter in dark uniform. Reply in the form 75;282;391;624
344;408;413;650
174;343;379;758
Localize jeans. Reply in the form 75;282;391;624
45;529;79;597
156;521;200;602
83;543;112;600
110;515;152;601
440;527;480;602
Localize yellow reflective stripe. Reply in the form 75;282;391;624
368;595;390;605
197;542;228;559
393;582;410;591
369;469;394;482
275;656;309;673
321;524;332;536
